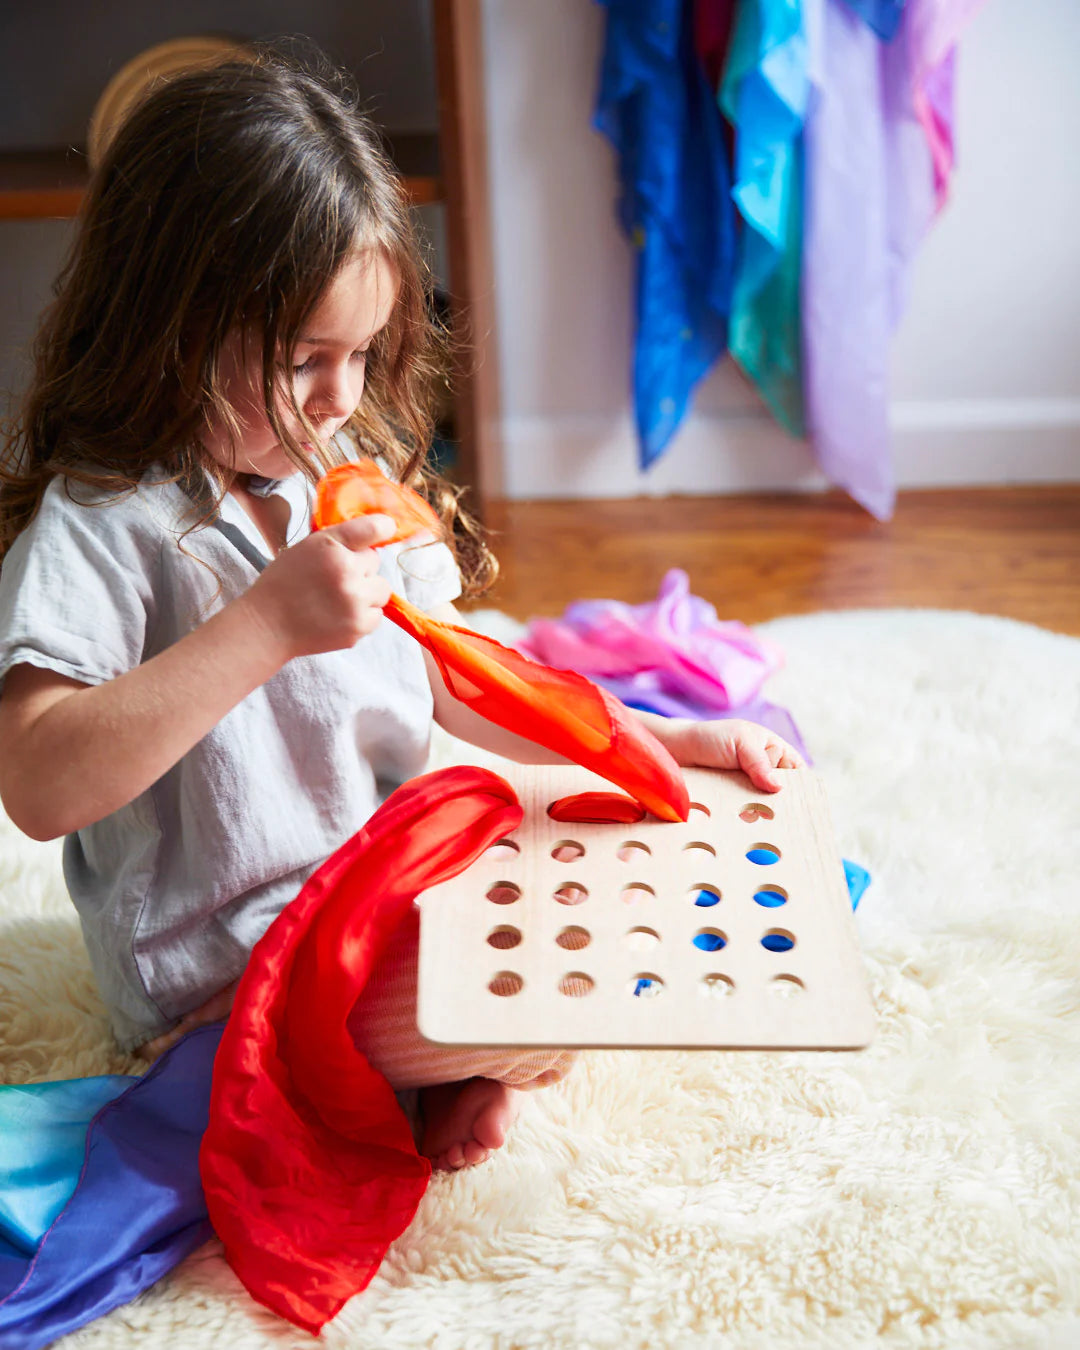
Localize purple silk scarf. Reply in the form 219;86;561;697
801;0;984;519
517;568;808;760
0;1027;218;1350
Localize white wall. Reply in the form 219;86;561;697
481;0;1080;500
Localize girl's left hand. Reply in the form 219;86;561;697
668;718;805;793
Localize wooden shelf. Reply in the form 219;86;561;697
0;150;87;219
0;2;498;516
0;137;443;220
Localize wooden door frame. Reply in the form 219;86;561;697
432;0;503;513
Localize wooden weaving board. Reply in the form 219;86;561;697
416;765;876;1051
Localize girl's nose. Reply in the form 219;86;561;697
311;361;362;422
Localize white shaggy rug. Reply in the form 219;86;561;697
1;608;1079;1350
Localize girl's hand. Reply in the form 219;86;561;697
668;717;805;793
241;513;396;661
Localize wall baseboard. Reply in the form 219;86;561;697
501;401;1080;500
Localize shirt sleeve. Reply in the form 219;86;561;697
390;534;463;612
0;479;158;691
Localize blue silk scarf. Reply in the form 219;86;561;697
594;0;737;468
0;1026;219;1350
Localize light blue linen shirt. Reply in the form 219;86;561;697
0;465;461;1051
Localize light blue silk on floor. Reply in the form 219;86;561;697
0;1076;133;1254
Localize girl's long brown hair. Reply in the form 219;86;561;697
0;42;496;596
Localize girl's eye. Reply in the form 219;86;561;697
291;349;369;378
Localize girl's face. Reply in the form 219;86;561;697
205;251;398;480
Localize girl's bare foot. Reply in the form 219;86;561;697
133;980;239;1064
418;1077;525;1171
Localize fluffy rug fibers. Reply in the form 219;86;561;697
1;608;1078;1349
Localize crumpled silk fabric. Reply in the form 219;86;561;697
200;766;524;1334
594;0;737;468
0;1077;131;1255
313;459;441;544
719;0;809;436
517;569;808;761
384;593;690;822
0;1027;218;1350
801;0;983;518
519;568;784;715
604;680;808;761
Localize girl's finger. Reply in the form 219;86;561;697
736;739;781;793
322;513;397;549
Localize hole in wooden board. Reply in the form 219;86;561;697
770;974;804;998
747;843;781;866
624;926;660;953
620;883;655;906
693;928;726;952
556;925;591;951
739;802;775;823
761;929;795;953
485;837;520;862
699;974;735;999
683;841;716;860
488;971;523;996
617;840;651;863
486;881;521;906
487;926;521;950
689;801;711;819
558;971;594;997
690;885;721;907
553;882;589;906
552;839;585;863
753;886;788;908
628;973;664;999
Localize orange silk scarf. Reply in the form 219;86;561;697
313;463;689;823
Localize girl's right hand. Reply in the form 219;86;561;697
241;513;397;661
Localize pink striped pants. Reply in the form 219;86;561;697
347;905;579;1091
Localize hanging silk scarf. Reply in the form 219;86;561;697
839;0;904;40
693;0;737;91
800;0;984;518
594;0;737;468
903;0;985;211
719;0;809;436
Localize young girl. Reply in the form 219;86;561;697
0;47;801;1173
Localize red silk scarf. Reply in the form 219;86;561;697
200;766;523;1333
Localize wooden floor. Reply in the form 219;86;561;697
477;486;1080;638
